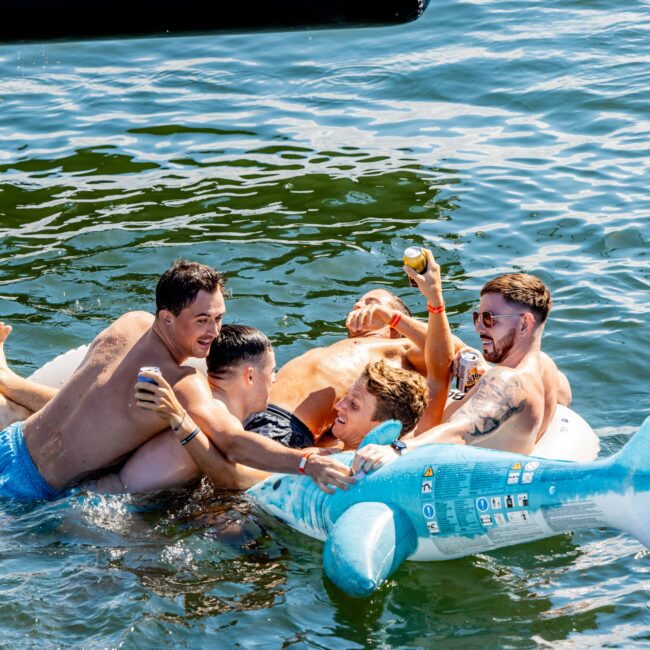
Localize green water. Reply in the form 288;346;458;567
0;0;648;646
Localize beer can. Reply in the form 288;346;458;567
456;351;480;393
138;366;160;385
403;247;427;287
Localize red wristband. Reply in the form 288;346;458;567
427;302;445;314
388;312;401;328
298;451;316;474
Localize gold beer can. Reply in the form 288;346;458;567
403;247;426;287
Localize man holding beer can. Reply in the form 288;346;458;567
353;251;572;473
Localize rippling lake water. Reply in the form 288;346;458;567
0;0;649;646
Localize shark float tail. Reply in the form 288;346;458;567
598;415;650;548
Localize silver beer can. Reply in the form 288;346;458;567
456;351;480;393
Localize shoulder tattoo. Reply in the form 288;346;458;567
453;370;527;437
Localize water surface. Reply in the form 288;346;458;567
0;0;648;646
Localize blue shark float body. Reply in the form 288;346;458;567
248;416;650;597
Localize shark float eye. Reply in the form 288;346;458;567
273;478;283;490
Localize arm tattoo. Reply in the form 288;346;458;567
453;369;527;437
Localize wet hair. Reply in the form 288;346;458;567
156;259;226;316
480;273;552;324
362;360;428;434
207;324;272;378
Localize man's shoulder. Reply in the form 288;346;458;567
99;311;153;337
115;311;155;328
476;366;529;404
88;311;153;353
172;367;210;395
482;365;522;383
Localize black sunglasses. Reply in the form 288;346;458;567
472;311;525;328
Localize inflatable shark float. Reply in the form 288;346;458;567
248;417;650;597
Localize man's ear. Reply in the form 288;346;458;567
244;366;255;386
158;308;174;325
521;312;536;334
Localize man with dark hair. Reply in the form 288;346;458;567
100;323;280;493
0;281;440;494
156;259;227;317
354;256;571;474
98;327;431;492
130;355;433;490
0;261;351;499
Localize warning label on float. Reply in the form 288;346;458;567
542;499;605;532
418;458;552;556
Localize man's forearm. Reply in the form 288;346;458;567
226;429;303;473
181;430;251;489
392;313;427;350
410;419;470;448
184;408;303;475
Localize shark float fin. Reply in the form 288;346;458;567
606;415;650;548
358;420;403;448
323;501;417;598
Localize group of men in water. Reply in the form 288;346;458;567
0;249;570;500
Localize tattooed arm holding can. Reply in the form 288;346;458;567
353;271;566;472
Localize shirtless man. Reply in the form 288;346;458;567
245;286;463;444
121;252;455;491
99;323;279;493
134;358;431;490
0;260;351;500
0;288;442;441
353;257;570;473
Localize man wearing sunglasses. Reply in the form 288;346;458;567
353;250;570;474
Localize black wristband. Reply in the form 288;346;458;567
180;427;200;446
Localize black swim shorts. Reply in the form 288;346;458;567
244;404;314;449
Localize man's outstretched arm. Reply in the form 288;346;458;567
405;249;456;431
137;370;354;493
352;367;527;473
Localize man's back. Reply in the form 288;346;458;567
23;311;194;489
270;336;419;438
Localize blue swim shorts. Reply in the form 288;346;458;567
0;421;62;501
